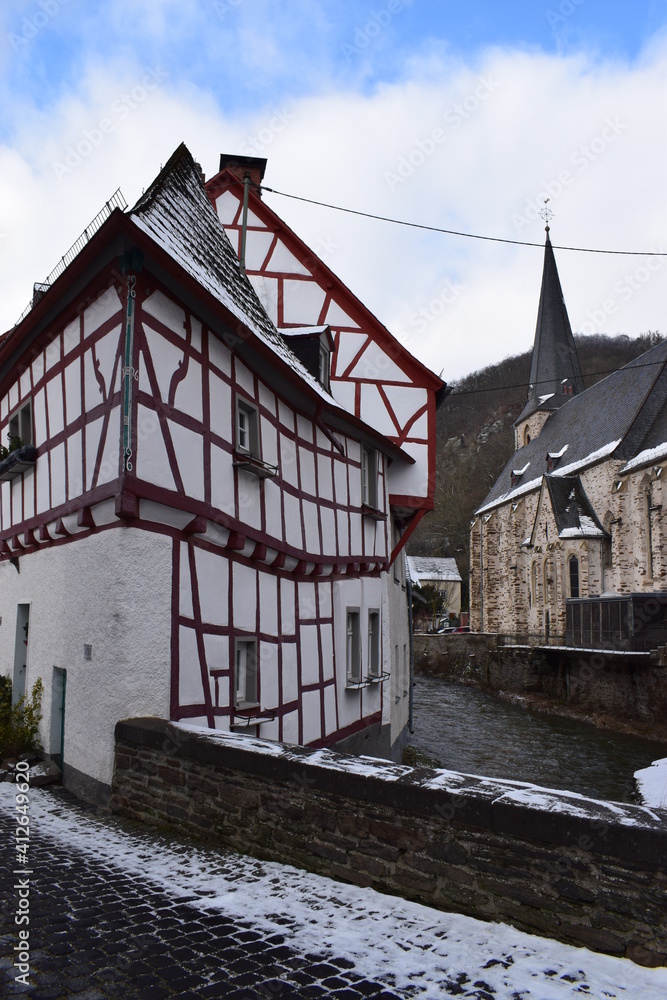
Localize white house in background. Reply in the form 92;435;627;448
0;144;443;804
406;556;462;617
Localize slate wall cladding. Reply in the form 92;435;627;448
111;718;667;967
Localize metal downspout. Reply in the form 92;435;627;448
239;171;251;275
122;275;137;471
407;569;414;734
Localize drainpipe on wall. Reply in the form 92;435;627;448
239;171;251;275
479;518;484;631
407;570;414;734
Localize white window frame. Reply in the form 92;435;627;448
236;397;260;457
367;610;380;677
346;609;361;684
361;445;378;509
234;638;259;709
319;344;330;390
8;400;33;448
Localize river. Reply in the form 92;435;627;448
408;675;667;804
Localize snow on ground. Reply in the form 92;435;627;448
634;758;667;810
1;784;666;1000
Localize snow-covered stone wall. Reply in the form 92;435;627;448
112;718;667;967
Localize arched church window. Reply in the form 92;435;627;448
569;555;580;599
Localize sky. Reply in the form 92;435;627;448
0;0;666;382
3;783;667;999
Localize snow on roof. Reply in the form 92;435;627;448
278;325;330;337
129;144;343;412
476;474;543;515
559;518;606;538
512;462;530;477
620;441;667;474
548;444;569;459
550;439;622;478
406;555;462;585
538;392;555;403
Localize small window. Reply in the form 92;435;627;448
361;446;378;509
319;345;330;390
346;610;361;684
569;556;580;599
234;639;258;708
8;400;33;449
236;398;259;457
368;610;380;677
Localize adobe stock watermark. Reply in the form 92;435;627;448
51;67;169;181
9;0;71;53
512;116;628;232
212;0;242;20
407;279;467;335
384;75;500;191
578;250;666;335
239;108;296;157
546;0;586;31
13;760;32;987
341;0;408;61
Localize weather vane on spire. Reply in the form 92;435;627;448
539;198;554;233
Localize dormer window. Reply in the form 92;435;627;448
561;379;574;397
546;444;568;473
511;462;530;488
279;325;334;392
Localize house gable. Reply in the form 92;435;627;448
205;166;443;516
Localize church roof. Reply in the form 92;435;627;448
543;476;607;540
515;233;584;424
477;339;667;514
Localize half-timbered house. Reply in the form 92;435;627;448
0;144;443;803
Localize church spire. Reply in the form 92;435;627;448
515;208;584;428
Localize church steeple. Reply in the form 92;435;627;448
514;216;584;443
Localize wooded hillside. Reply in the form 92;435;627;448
409;332;664;607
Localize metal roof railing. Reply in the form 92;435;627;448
13;187;128;328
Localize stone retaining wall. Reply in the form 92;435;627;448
414;633;667;727
111;717;667;966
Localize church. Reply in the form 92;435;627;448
470;225;667;649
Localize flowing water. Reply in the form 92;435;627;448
408;675;667;803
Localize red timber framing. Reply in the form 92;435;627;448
204;167;444;535
0;148;402;749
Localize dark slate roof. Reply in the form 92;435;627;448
478;339;667;513
543;476;607;540
129;143;339;407
516;234;585;424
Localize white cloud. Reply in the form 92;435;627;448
1;36;665;384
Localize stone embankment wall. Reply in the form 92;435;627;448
413;633;667;727
112;718;667;967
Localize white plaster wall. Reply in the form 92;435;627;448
385;551;410;742
0;528;172;790
332;576;383;732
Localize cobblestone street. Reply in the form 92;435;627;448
0;788;406;1000
1;784;666;1000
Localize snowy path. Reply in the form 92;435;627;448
1;784;665;999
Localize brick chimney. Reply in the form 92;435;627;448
218;154;267;197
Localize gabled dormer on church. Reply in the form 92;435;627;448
514;228;584;450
